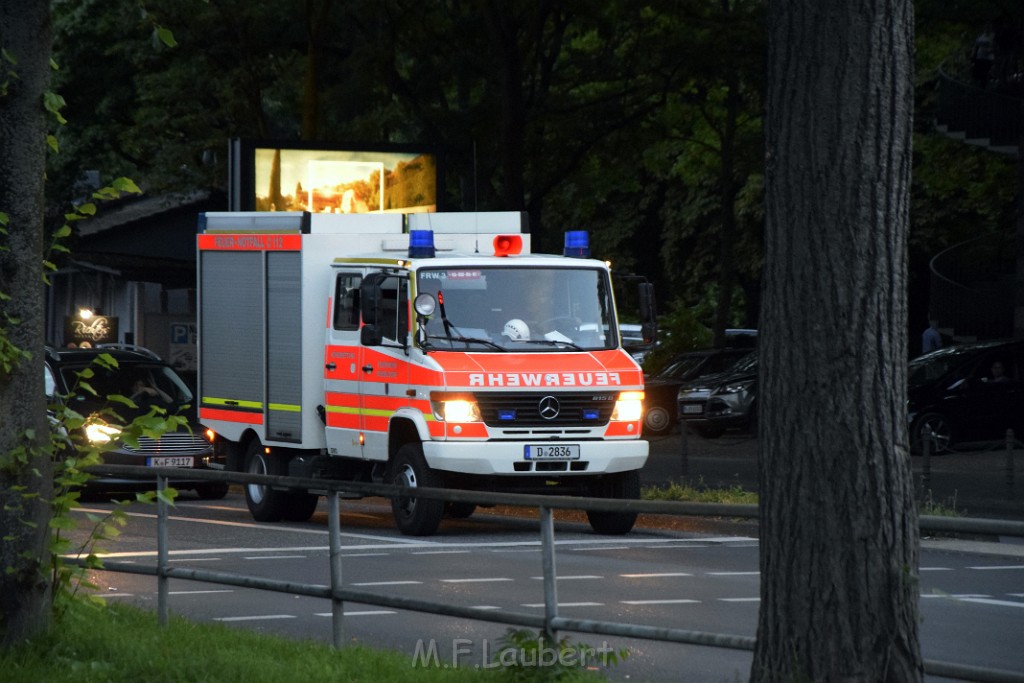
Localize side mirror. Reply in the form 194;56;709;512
360;272;387;325
360;324;383;347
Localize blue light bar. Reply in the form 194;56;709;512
563;230;590;258
583;408;600;420
408;230;436;258
498;409;517;421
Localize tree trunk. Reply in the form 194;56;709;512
752;1;922;681
0;0;55;647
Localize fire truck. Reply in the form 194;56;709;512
196;210;655;536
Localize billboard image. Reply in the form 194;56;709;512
230;139;440;214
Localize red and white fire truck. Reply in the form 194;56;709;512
197;211;655;536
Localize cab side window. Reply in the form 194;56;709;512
333;272;362;331
377;275;409;343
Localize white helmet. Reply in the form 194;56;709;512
502;318;530;341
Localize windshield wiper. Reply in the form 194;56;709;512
505;338;584;351
422;334;507;352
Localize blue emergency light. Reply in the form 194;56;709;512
563;230;590;258
408;230;436;258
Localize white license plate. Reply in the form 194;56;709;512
147;456;194;467
682;404;704;415
524;444;580;460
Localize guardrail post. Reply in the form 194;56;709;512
1006;429;1016;495
539;505;559;644
921;427;932;494
328;491;344;649
679;422;689;479
157;474;169;628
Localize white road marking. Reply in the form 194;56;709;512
920;567;953;571
719;597;760;602
243;555;306;560
441;578;514;583
315;610;397;617
529;575;602;580
707;571;760;576
956;597;1024;609
169;557;221;562
170;590;233;595
570;546;629;551
922;593;990;599
620;572;692;578
413;550;471;555
967;565;1024;571
621;599;699;605
214;615;296;622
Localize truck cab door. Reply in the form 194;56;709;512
357;270;411;458
324;270;366;457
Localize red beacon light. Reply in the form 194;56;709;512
493;234;523;257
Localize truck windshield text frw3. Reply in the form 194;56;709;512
197;211;655;535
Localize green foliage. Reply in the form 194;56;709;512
491;628;628;682
45;353;182;614
2;601;496;683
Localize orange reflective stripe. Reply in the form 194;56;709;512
200;407;264;425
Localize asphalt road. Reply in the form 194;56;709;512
642;425;1024;521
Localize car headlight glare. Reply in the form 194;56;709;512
429;393;481;422
611;391;644;422
85;422;122;444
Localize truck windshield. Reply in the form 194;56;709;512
416;266;616;352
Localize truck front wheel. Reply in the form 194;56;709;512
389;443;445;536
586;470;640;535
244;440;290;522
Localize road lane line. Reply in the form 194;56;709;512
441;578;514;583
967;565;1024;571
243;555;307;560
351;580;422;586
522;602;604;608
707;571;760;576
529;575;602;580
214;615;295;622
315;611;397;617
719;597;760;602
620;572;692;578
620;599;699;605
956;597;1024;608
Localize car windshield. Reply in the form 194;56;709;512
415;265;616;351
908;344;999;388
56;362;194;418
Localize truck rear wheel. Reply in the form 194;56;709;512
586;470;640;535
389;443;444;536
244;440;290;522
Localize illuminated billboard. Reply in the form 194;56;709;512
228;139;441;214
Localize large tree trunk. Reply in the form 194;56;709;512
752;1;921;681
0;0;55;647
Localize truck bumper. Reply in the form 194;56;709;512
422;440;648;476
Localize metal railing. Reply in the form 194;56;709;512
75;463;1024;683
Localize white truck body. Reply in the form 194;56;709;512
197;210;650;535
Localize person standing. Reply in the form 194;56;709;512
921;318;942;354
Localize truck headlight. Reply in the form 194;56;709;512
85;421;122;444
429;392;481;422
611;391;644;422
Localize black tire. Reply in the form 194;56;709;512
694;424;725;439
282;491;320;522
643;404;674;436
389;443;445;536
446;502;477;519
586;470;640;535
195;481;229;500
243;440;290;522
911;412;953;454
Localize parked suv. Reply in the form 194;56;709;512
676;351;757;438
642;348;751;435
45;345;227;498
908;339;1023;453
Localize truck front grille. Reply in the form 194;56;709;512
474;392;616;427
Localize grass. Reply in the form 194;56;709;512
1;600;610;683
642;480;758;505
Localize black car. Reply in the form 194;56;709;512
908;339;1023;453
642;348;751;435
45;345;227;498
677;351;758;438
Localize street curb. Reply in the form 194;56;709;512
921;536;1024;558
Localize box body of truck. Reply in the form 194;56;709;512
197;210;650;535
